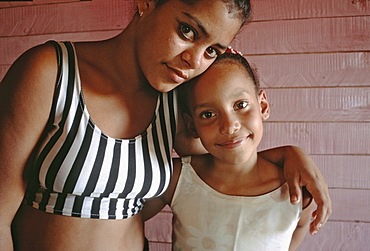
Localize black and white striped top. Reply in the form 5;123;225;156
24;41;177;219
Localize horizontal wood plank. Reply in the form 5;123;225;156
145;211;172;243
248;52;370;88
232;16;370;54
298;221;370;251
147;242;171;251
0;0;80;8
265;87;370;122
0;1;134;37
312;155;370;190
0;30;120;65
329;188;370;222
259;122;370;155
251;0;370;21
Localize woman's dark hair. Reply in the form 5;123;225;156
155;0;252;26
178;52;260;115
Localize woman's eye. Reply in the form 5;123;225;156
200;111;215;119
205;47;218;58
235;101;248;110
180;23;195;41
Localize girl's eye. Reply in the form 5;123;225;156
205;47;219;58
200;111;215;119
235;101;248;110
180;23;195;41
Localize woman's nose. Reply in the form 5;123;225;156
181;48;202;70
219;114;241;135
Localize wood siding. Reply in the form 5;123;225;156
1;0;369;250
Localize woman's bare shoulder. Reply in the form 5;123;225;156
2;42;59;93
1;42;60;113
12;42;57;75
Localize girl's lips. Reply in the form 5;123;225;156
218;137;246;149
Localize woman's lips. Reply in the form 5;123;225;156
166;65;188;83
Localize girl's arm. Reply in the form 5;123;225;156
258;146;331;235
289;188;315;251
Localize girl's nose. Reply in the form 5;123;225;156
219;114;241;135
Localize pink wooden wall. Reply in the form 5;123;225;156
1;0;369;250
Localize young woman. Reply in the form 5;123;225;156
0;0;330;250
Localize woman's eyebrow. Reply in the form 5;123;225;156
182;12;228;51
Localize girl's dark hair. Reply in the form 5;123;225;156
179;52;260;115
215;52;260;90
155;0;252;26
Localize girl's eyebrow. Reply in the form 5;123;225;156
193;89;250;110
194;102;212;111
182;12;228;51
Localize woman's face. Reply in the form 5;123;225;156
136;0;242;92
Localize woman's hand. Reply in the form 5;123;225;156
258;145;332;235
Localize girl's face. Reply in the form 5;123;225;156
136;0;242;92
187;63;270;165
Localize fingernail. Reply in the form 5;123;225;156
312;231;317;235
317;223;322;230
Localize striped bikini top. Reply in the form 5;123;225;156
24;41;177;219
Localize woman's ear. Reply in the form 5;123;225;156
137;0;155;16
183;113;200;138
258;90;270;120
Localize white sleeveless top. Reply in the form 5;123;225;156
171;156;302;251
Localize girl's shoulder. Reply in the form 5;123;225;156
302;186;314;210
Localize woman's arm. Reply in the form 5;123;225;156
258;145;332;235
289;188;315;250
0;43;58;249
173;110;206;156
141;158;182;221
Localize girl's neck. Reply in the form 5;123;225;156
193;154;285;197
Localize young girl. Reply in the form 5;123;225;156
142;52;314;250
0;0;329;250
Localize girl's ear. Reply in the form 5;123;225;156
183;113;200;138
258;90;270;120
